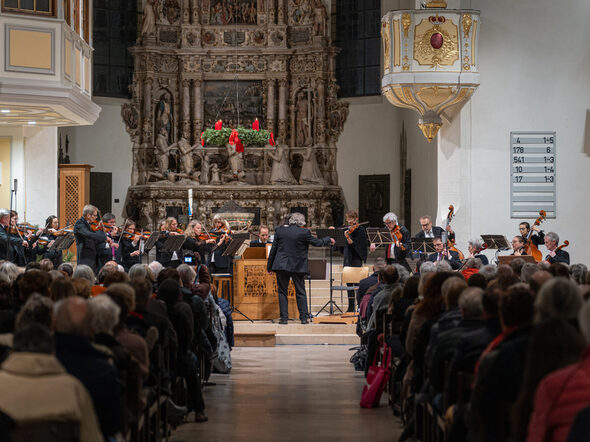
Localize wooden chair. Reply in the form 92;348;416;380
332;266;370;309
211;273;232;303
12;420;79;442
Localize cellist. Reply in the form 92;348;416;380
519;221;544;247
543;232;570;265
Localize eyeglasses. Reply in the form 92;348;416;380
420;224;430;228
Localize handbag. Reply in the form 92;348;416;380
210;310;232;374
360;343;391;408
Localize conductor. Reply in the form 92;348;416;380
267;212;335;324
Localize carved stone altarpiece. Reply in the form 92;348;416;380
122;0;349;229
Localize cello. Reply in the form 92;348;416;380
445;205;464;259
524;210;546;262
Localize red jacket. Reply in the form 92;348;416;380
461;267;479;280
527;347;590;442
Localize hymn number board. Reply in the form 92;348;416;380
510;131;556;219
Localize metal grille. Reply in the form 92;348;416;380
64;175;80;226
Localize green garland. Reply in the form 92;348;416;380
201;127;272;147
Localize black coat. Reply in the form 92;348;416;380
343;225;368;265
414;226;455;241
120;236;141;271
0;224;24;262
358;272;379;300
267;224;331;274
428;249;462;270
546;248;570;265
73;217;106;270
386;225;412;261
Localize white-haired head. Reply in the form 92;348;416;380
289;212;306;227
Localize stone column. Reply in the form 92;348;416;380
143;76;153;143
267;79;276;135
277;0;285;25
278;79;288;143
181;78;191;138
183;0;190;23
268;0;276;24
315;79;326;145
192;79;203;141
191;0;200;23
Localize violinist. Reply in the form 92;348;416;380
208;214;232;274
155;217;183;268
428;237;462;270
73;204;107;272
33;215;63;267
119;221;142;271
519;221;545;247
0;209;27;262
183;220;216;264
98;213;120;268
370;212;411;272
544;232;570;265
9;211;33;265
467;238;489;265
342;210;368;312
511;236;528;257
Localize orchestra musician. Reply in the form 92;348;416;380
267;212;335;324
155;217;183;268
119;221;142;272
511;235;528;256
519;221;544;246
467;238;489;265
251;225;272;244
33;215;64;267
73;204;107;272
98;213;120;268
208;214;232;274
370;212;411;272
544;231;570;265
414;215;455;241
9;211;34;265
183;220;216;264
0;209;27;262
428;236;462;270
342;210;368;312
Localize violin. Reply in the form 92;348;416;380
47;226;72;236
89;220;114;232
445;205;464;259
344;221;369;241
391;225;406;251
524;210;546;262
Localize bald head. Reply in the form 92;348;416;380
53;296;93;337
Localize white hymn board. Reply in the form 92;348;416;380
510;131;556;219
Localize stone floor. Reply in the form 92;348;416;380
170;345;403;442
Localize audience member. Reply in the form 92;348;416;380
17;269;51;301
48;277;76;301
72;264;95;285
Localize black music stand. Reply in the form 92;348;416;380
481;235;510;265
306;259;327;319
161;235;186;253
315;228;346;316
412;238;436;260
49;233;75;253
366;227;394;248
142;231;161;264
222;233;253;322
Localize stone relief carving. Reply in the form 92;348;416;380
123;0;347;229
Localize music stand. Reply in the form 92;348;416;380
315;228;347;316
49;233;75;252
411;238;436;260
366;228;394;248
142;231;161;264
481;234;510;265
221;233;252;321
161;235;186;253
307;259;327;319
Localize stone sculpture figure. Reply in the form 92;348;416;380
268;144;297;185
210;163;221;184
177;137;196;175
156;93;172;142
155;128;173;172
200;152;211;184
223;144;246;183
313;0;327;36
299;145;325;184
296;91;312;146
142;0;157;37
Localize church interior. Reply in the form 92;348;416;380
0;0;589;441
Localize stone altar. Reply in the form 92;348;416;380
122;0;348;229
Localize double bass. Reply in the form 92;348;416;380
524;210;546;262
445;205;464;259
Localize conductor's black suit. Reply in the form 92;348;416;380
267;224;332;321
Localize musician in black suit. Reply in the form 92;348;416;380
267;212;335;324
251;225;272;244
544;231;570;265
414;215;455;241
428;237;462;270
73;204;107;272
0;209;27;262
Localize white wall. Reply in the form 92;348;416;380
61;97;132;221
433;0;590;263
